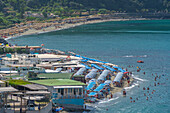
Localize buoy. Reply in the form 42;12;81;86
137;60;144;63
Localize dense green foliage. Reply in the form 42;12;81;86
0;0;170;28
0;47;29;54
8;79;31;86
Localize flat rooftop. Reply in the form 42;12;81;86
35;54;82;60
14;46;42;49
0;87;18;92
38;73;73;79
8;80;31;86
29;79;86;86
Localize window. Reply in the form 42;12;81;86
61;89;64;95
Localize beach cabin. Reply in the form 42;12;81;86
113;72;124;87
85;69;98;83
97;70;110;84
72;67;87;83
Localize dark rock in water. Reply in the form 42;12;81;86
0;38;8;45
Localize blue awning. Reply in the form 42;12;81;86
88;92;97;96
74;67;86;76
81;56;107;63
113;66;119;69
86;82;96;90
81;63;91;69
82;56;90;60
113;66;126;72
55;108;63;112
81;59;88;62
85;69;98;79
113;72;123;83
91;64;104;70
75;55;81;57
94;83;105;92
102;65;116;72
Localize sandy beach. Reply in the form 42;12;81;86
5;18;146;40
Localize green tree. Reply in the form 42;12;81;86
0;17;4;25
42;9;48;18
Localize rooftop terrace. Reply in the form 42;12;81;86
8;80;31;86
37;73;73;79
29;79;86;86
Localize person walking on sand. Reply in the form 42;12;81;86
127;80;130;86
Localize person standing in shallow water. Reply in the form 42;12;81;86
123;89;126;96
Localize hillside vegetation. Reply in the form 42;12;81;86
0;0;170;28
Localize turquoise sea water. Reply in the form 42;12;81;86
8;20;170;113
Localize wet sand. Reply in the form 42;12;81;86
6;18;146;40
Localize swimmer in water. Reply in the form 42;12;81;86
143;87;146;90
146;97;148;100
154;83;156;86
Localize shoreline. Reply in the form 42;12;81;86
5;18;147;41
